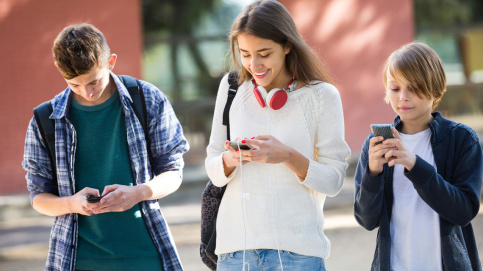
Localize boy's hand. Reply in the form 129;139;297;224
92;185;145;214
368;136;396;176
68;187;101;216
382;128;417;171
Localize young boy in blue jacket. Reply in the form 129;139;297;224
354;42;483;270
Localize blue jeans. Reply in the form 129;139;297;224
217;249;326;271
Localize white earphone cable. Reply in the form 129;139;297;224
239;142;250;271
266;107;284;270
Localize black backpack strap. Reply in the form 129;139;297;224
118;75;154;177
222;71;240;141
202;71;240;266
33;101;59;196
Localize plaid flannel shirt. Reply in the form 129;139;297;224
22;71;189;271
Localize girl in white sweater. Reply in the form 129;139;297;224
205;1;351;270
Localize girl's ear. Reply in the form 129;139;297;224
284;42;292;55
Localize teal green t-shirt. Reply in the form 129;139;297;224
69;93;163;271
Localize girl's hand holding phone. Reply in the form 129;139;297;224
223;139;251;168
223;135;291;165
241;135;292;164
224;135;309;180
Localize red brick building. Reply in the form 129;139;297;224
0;0;413;195
0;0;143;195
280;0;414;149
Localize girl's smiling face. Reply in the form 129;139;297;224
237;33;291;91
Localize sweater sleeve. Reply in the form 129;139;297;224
205;74;239;187
298;83;351;196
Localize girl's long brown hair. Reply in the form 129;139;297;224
229;0;333;85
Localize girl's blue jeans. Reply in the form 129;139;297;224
217;249;326;271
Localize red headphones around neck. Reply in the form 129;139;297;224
252;78;296;110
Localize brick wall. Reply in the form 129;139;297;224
280;0;414;151
0;0;142;195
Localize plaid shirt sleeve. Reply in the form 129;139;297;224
140;80;189;176
135;80;189;270
22;116;56;204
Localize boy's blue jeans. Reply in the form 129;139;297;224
217;249;326;271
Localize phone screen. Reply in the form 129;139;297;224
86;196;103;203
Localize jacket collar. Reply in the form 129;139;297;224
393;112;454;143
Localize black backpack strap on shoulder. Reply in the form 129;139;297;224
33;101;59;196
222;70;240;141
201;71;240;269
118;75;154;176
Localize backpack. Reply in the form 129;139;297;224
200;70;239;270
33;75;151;195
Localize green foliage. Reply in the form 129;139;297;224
142;0;221;36
414;0;483;28
141;0;239;103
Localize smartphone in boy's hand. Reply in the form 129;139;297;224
86;195;104;203
370;124;394;145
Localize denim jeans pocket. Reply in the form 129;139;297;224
280;251;325;271
282;250;312;259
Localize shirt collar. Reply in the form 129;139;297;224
49;71;133;120
110;70;134;104
393;112;451;143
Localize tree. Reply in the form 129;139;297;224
414;0;483;30
142;0;222;101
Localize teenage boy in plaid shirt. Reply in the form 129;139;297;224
22;23;189;271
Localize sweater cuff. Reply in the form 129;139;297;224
361;164;384;193
213;152;238;187
404;155;435;187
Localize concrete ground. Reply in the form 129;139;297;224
1;178;483;270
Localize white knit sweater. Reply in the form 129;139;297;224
205;74;351;259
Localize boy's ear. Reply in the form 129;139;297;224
108;54;117;70
384;91;390;104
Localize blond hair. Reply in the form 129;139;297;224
383;42;446;110
229;0;333;85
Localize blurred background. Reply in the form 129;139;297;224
0;0;482;270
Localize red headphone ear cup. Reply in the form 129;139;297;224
268;89;288;110
253;86;267;108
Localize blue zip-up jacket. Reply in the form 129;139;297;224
354;112;483;270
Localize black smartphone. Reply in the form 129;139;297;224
86;195;103;203
370;124;394;145
229;140;252;150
